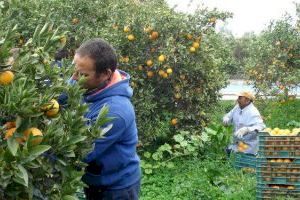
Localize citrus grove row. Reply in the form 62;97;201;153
0;0;299;199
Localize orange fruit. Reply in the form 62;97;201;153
149;31;159;40
287;186;295;190
162;72;168;78
174;93;181;99
189;47;196;53
5;127;17;140
4;128;24;143
171;118;178;126
127;34;135;41
123;26;131;33
137;65;143;70
158;55;166;62
192;42;200;49
146;59;153;67
158;70;165;76
41;99;59;118
24;127;43;146
4;121;16;129
166;68;173;74
0;71;14;85
72;18;80;24
147;71;154;78
186;33;193;40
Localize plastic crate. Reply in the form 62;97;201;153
257;157;300;165
231;152;256;171
257;183;300;199
258;132;300;158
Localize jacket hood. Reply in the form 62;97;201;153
83;70;133;103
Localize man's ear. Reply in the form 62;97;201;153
105;69;113;79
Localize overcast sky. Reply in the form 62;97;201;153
166;0;299;37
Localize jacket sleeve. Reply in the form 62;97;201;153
83;113;126;163
223;105;237;124
247;114;266;132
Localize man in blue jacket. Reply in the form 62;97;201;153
71;38;141;200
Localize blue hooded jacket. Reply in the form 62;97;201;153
81;70;141;189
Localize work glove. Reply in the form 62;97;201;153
235;127;250;138
223;116;230;125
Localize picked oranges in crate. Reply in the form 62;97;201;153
263;127;300;136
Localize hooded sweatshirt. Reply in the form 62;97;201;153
81;70;141;189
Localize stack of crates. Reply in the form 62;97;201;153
257;132;300;199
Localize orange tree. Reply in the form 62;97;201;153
0;25;111;199
100;1;232;146
2;0;233;145
245;6;300;100
0;0;235;176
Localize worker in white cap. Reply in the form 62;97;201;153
223;91;265;155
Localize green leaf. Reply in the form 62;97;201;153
66;136;87;145
16;164;28;187
23;145;51;163
62;195;78;200
200;132;209;142
145;169;153;174
29;145;51;157
180;140;188;147
167;162;175;168
143;152;151;158
173;134;184;142
7;137;19;156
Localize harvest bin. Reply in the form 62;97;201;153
257;131;300;200
231;152;257;171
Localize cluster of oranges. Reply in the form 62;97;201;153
263;127;300;136
2;99;59;145
186;33;201;53
3;122;43;146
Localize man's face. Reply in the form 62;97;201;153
237;96;250;108
72;54;109;90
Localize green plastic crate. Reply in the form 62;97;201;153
258;132;300;158
231;152;256;171
257;183;300;199
257;157;300;165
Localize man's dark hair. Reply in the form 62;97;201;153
75;38;117;74
55;48;69;61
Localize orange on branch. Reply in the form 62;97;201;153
146;59;153;67
41;99;60;118
158;55;166;62
123;26;131;33
24;127;43;146
127;34;135;41
171;118;178;126
147;71;154;78
0;71;14;85
149;31;159;40
72;18;80;24
5;128;24;143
